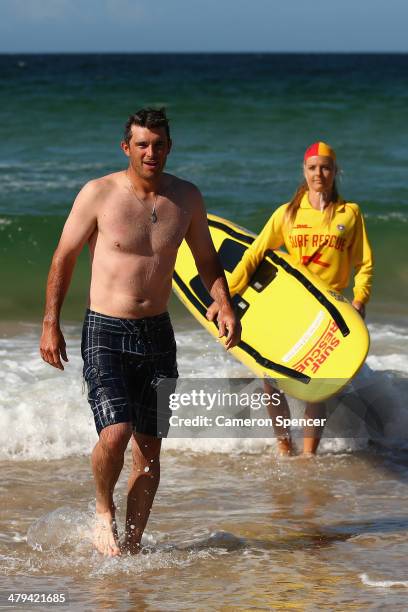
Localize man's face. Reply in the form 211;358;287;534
121;125;171;180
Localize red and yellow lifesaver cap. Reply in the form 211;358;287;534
304;141;336;161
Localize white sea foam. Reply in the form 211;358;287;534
0;327;96;461
365;211;408;223
368;323;408;343
360;573;408;588
366;353;408;374
24;505;241;578
0;323;407;461
366;322;408;374
2;178;81;192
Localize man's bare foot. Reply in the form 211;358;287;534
276;437;293;456
122;527;142;555
123;541;141;555
94;511;121;557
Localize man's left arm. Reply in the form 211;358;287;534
184;187;241;349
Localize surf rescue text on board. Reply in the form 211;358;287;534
294;321;340;374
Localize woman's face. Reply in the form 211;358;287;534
303;155;336;194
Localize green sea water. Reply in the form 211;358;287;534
1;53;407;320
1;214;407;320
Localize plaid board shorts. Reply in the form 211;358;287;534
81;309;178;437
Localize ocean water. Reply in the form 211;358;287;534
1;54;408;609
0;53;408;319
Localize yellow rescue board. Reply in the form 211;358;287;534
173;214;370;402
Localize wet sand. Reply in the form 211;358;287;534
2;449;408;610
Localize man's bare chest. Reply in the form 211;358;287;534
96;199;191;254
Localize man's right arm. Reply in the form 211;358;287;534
40;181;99;370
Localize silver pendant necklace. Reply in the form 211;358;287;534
126;170;158;224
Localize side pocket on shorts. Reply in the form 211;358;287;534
151;350;179;396
83;365;100;398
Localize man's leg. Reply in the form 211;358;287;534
303;402;326;455
125;432;162;554
264;381;293;456
92;422;133;556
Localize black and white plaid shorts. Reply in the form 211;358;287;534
81;309;178;438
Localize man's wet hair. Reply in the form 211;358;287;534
124;108;170;144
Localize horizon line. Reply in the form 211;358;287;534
1;50;407;55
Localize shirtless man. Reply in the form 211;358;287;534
39;108;240;556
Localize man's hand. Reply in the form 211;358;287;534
206;301;220;322
206;302;241;350
40;324;69;370
352;300;366;319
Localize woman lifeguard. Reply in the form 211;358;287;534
207;141;373;455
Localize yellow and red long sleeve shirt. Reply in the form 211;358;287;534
228;193;373;304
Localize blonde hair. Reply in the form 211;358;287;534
283;179;341;228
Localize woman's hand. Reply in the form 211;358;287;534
352;300;366;319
